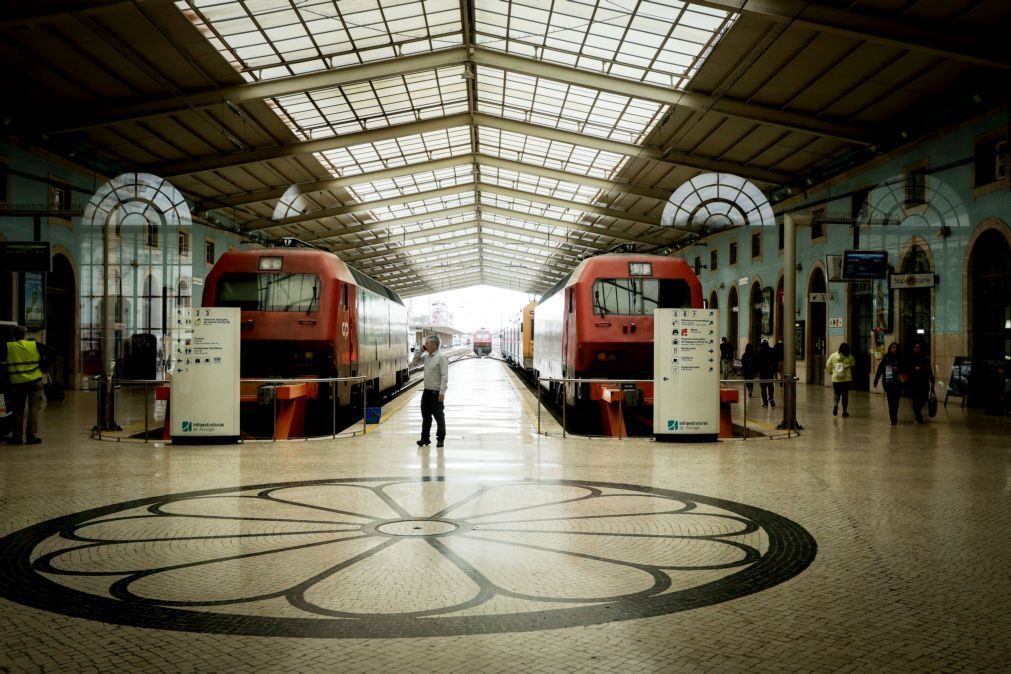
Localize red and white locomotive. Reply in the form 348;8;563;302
472;328;493;357
202;246;409;413
533;254;703;421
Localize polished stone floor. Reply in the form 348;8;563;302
1;357;1009;672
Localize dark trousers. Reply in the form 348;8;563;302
832;381;850;411
420;389;445;442
760;382;774;405
10;379;44;440
910;385;929;422
883;383;902;423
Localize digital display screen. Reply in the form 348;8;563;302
628;262;652;276
842;250;888;279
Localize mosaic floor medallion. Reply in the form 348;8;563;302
0;478;816;638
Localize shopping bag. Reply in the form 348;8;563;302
927;388;938;418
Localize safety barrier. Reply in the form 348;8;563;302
91;374;368;443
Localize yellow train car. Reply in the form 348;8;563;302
503;301;535;376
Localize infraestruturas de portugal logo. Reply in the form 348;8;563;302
667;419;679;431
181;421;193;432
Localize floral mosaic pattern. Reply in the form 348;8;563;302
0;478;815;637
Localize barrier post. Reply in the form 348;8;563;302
143;381;149;443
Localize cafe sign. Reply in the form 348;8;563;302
890;273;935;289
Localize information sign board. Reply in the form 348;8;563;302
170;307;240;443
653;308;719;442
0;241;51;272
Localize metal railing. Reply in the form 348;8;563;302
91;374;368;443
535;375;800;440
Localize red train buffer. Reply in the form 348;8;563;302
596;383;739;438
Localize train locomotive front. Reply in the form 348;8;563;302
202;248;409;434
532;254;702;432
472;328;493;357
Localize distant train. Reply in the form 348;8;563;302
530;254;703;415
501;301;535;373
202;246;410;413
472;328;493;357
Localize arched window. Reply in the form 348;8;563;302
970;229;1011;361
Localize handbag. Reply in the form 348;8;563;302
927;387;938;418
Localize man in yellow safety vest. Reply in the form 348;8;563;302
2;325;55;445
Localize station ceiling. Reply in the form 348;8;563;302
2;0;1008;297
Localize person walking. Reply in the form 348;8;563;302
2;326;55;445
825;342;856;417
756;339;776;408
873;342;904;425
410;334;449;447
719;337;734;380
906;340;935;424
741;343;756;397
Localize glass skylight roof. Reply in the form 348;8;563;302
473;0;736;89
477;127;627;179
348;164;475;202
178;0;463;80
313;126;471;177
476;66;665;144
175;1;737;291
478;165;602;204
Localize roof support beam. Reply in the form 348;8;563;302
693;0;1009;70
480;205;668;246
311;206;476;246
360;240;576;277
209;151;669;209
48;44;877;141
152;111;791;185
323;212;608;253
252;181;662;234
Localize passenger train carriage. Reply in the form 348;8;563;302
501;301;535;375
533;254;702;430
202;247;409;429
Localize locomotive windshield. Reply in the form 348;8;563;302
216;272;321;312
592;278;692;316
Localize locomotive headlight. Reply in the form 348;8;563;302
304;351;314;360
258;256;283;271
596;351;618;362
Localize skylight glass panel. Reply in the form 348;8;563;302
478;127;627;179
481;192;591;224
348;165;476;202
473;0;737;89
313;126;472;179
476;67;664;144
363;191;476;223
177;0;463;79
479;166;602;204
270;66;468;141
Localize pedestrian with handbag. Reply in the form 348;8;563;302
873;342;904;425
825;342;856;417
907;340;935;424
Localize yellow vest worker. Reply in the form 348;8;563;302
3;326;50;445
5;339;43;385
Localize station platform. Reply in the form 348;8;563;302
1;357;1009;672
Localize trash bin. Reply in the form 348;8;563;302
126;333;158;380
365;407;382;424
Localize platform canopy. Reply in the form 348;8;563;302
2;0;1007;296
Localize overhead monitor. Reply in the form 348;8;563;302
842;250;888;280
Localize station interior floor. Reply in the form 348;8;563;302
1;356;1010;673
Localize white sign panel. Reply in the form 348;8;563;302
170;307;241;442
653;308;720;440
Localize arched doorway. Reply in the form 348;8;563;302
709;290;718;311
45;254;76;389
898;244;932;352
728;286;739;352
749;281;763;347
969;229;1011;361
808;268;827;385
